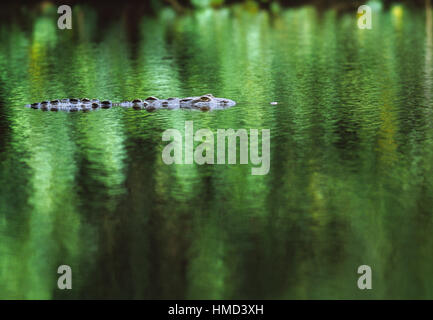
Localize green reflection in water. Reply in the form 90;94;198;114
1;3;433;299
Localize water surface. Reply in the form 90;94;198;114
1;3;433;299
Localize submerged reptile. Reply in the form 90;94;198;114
26;94;236;112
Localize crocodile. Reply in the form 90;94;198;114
25;94;236;112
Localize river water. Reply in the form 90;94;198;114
1;3;433;299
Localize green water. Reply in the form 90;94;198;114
1;3;433;299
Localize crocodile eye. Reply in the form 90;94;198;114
199;96;212;102
145;96;158;101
